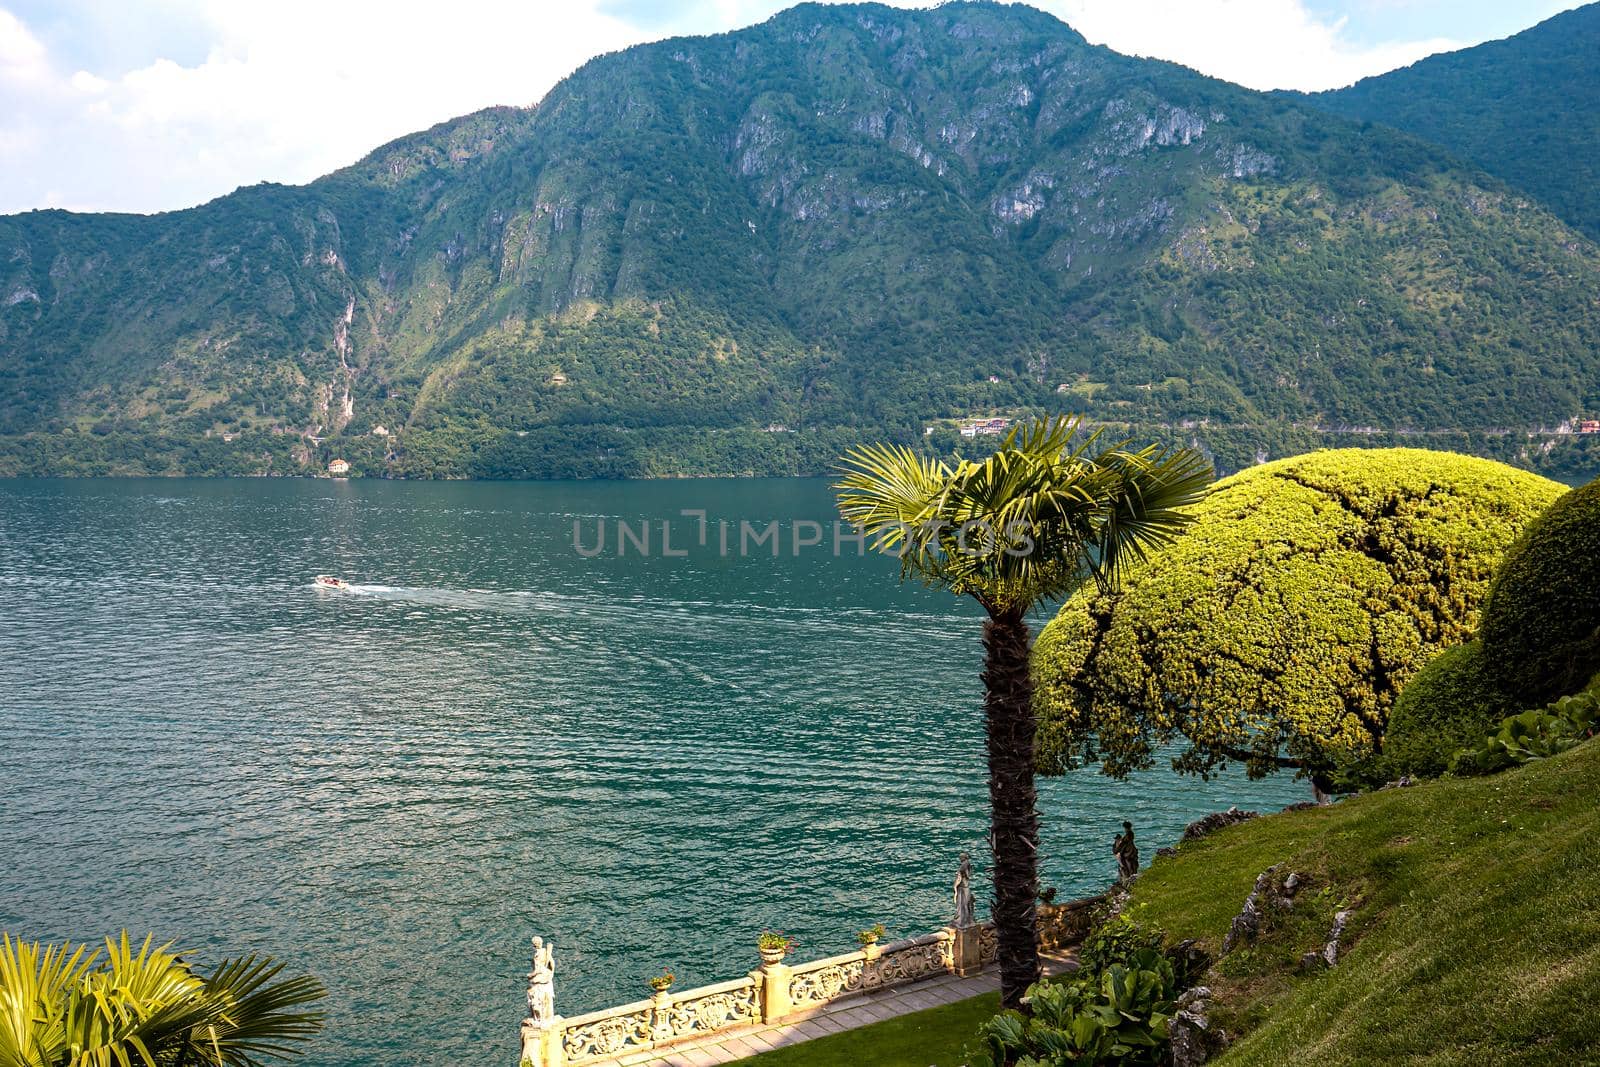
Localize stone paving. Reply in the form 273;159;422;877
595;951;1077;1067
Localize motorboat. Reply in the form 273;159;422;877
314;575;349;590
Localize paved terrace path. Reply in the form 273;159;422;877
594;950;1078;1067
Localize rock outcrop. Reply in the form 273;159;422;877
1181;807;1259;843
1168;985;1227;1067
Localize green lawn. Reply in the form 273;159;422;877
736;738;1600;1064
738;992;998;1066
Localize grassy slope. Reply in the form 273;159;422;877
738;739;1600;1065
1141;738;1600;1065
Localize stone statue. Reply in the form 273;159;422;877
953;852;976;928
525;936;556;1026
1113;821;1140;883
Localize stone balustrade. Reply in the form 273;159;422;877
783;929;957;1012
547;975;763;1065
518;861;1099;1066
1037;893;1108;951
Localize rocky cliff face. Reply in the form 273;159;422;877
3;2;1600;477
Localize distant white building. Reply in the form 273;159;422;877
959;417;1011;438
328;459;350;476
371;425;390;437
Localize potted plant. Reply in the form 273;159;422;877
648;969;674;995
757;930;795;965
856;923;886;948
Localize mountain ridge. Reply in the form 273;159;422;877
1311;2;1600;241
4;1;1600;480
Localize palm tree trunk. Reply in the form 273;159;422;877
982;609;1042;1010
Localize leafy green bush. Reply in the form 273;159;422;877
1383;642;1519;778
1479;477;1600;703
1035;449;1563;788
980;908;1181;1066
1077;907;1168;979
1452;689;1600;776
981;948;1176;1066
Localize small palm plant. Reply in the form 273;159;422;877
0;931;325;1066
837;416;1211;1008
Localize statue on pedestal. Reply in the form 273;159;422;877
525;937;556;1026
953;852;976;928
1113;821;1140;884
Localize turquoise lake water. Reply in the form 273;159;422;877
0;477;1305;1065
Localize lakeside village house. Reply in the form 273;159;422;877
328;459;350;476
960;417;1012;438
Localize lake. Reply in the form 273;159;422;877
0;477;1304;1065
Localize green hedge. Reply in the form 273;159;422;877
1034;448;1564;785
1479;477;1600;703
1382;642;1518;778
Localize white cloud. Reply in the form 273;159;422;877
0;0;1478;215
1047;0;1460;91
0;0;648;214
0;7;49;84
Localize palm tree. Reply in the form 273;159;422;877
0;931;325;1066
836;416;1211;1008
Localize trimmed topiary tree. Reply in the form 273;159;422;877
1034;448;1563;793
1478;476;1600;704
1382;641;1519;778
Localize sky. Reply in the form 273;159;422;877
0;0;1585;216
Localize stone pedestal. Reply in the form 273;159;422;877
758;962;793;1023
946;925;983;977
519;1017;565;1067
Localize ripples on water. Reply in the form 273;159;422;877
0;478;1305;1065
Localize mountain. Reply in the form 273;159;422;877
4;1;1600;479
1311;3;1600;243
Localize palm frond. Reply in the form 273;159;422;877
1086;442;1215;590
835;416;1213;614
0;935;100;1067
191;955;326;1066
0;933;323;1067
836;442;952;578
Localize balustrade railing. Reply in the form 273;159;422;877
518;856;1096;1066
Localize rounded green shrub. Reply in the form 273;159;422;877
1479;477;1600;703
1035;448;1565;785
1383;641;1518;778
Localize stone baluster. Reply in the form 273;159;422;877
649;986;674;1043
520;937;565;1067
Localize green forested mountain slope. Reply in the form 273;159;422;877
1312;3;1600;242
4;2;1600;478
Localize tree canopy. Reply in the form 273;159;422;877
1033;448;1564;787
836;418;1214;617
1478;475;1600;703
